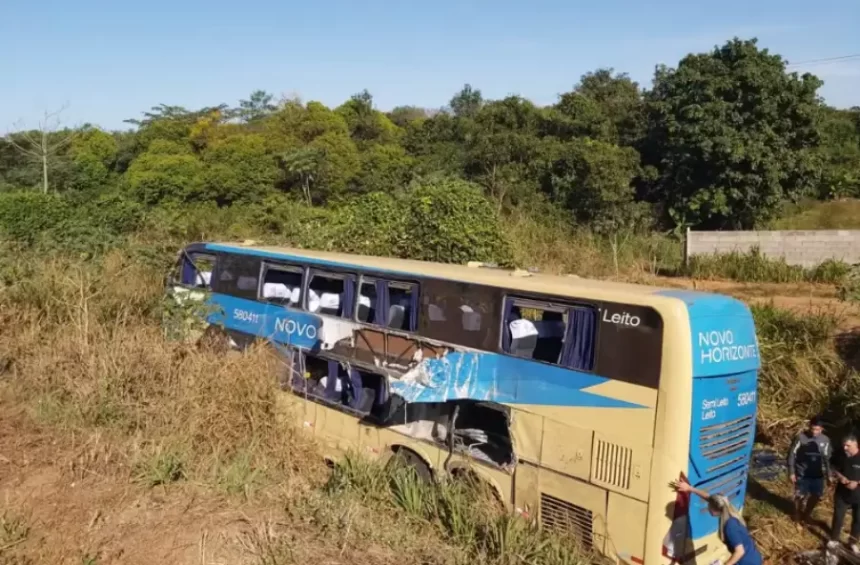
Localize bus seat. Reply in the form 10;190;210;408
307;289;321;312
319;292;341;316
388;304;406;329
289;287;301;305
322;361;341;401
263;282;290;299
460;305;482;332
428;304;446;322
510;319;538;358
196;271;212;287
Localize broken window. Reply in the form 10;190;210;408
356;277;418;332
450;401;515;468
260;263;304;307
307;270;354;318
502;297;597;371
383;399;515;469
177;251;216;289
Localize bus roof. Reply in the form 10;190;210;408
205;241;707;306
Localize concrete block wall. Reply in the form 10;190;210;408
686;230;860;268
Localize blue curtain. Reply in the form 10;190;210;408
347;369;362;409
343;276;355;318
181;256;196;285
501;298;516;352
374;280;389;326
561;307;596;371
408;285;419;331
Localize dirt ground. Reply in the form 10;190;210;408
0;405;260;565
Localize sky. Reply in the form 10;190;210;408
1;0;859;131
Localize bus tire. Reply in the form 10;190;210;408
450;468;505;511
388;447;433;483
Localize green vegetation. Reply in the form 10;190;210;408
2;37;859;259
686;248;852;284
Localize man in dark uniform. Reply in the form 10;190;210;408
828;434;860;555
787;417;832;530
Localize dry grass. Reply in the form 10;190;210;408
0;249;592;565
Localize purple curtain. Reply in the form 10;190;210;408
343;276;355;318
560;307;596;371
501;298;516;352
408;286;419;331
374;280;389;326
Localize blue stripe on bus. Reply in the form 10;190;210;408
206;292;644;409
206;243;415;278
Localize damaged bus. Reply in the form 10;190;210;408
167;241;761;565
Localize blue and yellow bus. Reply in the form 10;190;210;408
167;241;761;565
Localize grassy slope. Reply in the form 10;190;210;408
0;216;858;563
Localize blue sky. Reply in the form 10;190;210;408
2;0;859;131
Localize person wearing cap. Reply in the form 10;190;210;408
787;417;832;530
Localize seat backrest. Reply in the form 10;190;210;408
510;319;539;358
388;304;406;329
319;292;341;316
263;282;290;300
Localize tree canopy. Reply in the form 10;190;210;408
1;36;858;237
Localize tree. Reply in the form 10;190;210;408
645;37;823;230
5;106;75;193
449;84;483;118
200;134;278;204
336;90;400;145
235;90;277;123
540;138;648;234
816;107;860;198
573;69;645;146
68;127;118;192
465;96;544;211
280;147;322;205
388;106;429;128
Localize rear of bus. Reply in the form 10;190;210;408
650;290;760;565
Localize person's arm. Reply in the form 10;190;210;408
823;438;833;480
671;480;709;501
787;435;800;482
724;544;746;565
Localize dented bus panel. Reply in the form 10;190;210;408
166;242;760;565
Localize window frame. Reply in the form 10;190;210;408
353;274;420;333
258;261;307;308
499;294;599;373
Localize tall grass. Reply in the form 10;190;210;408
752;302;860;445
0;247;591;565
686;248;851;284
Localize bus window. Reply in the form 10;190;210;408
307;271;354;318
214;253;260;300
355;278;418;332
502;299;597;371
260;263;304;307
388;282;417;332
178;252;216;289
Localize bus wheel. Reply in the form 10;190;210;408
451;468;505;511
388;447;433;483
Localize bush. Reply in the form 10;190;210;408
0;192;72;244
396;177;513;265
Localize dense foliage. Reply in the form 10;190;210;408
1;37;859;259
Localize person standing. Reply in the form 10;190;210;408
671;480;763;565
787;417;832;530
829;434;860;554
